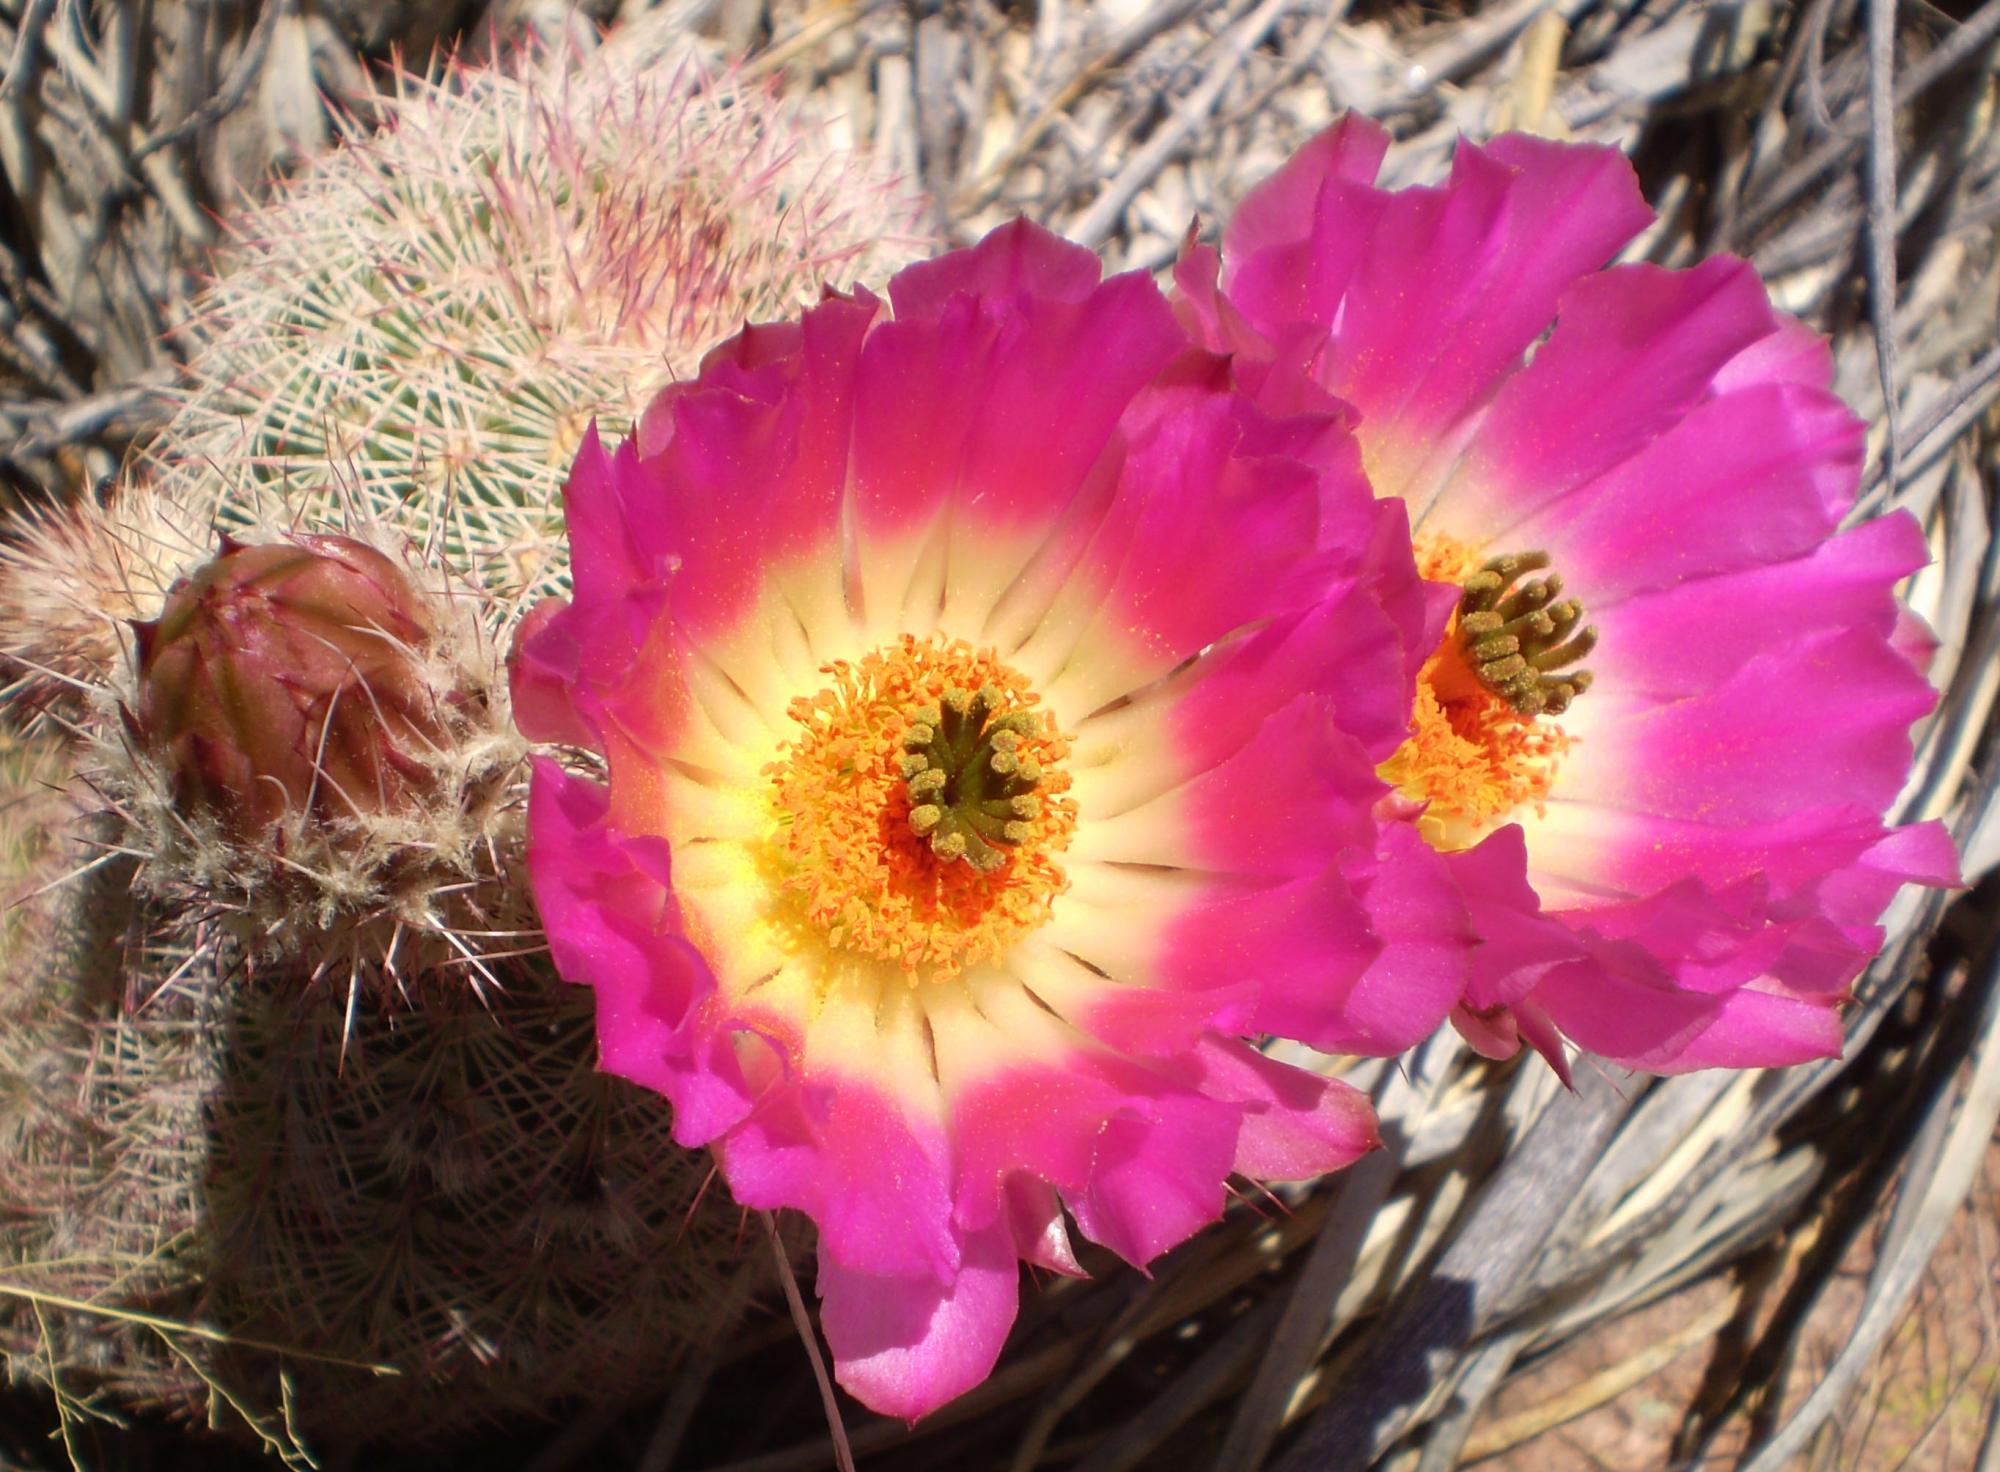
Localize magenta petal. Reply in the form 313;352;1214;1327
1065;1100;1237;1268
522;759;754;1145
1824;821;1962;921
632;294;875;640
524;756;610;892
1645;987;1845;1073
1524;945;1720;1071
1575;879;1794;997
1591;513;1927;702
718;1078;959;1283
1446;826;1589;1012
1221;114;1389;270
1041;377;1373;705
948;1045;1236;1254
1521;881;1850;1073
1357;496;1457;696
1308;823;1473;1055
1533;383;1862;606
637;313;820;455
640;388;800;638
888;217;1105;316
1570;627;1936;827
1003;1175;1084;1277
1786;821;1960;962
1164;576;1420;775
851;265;1183;544
1763;915;1876;1001
1181;1035;1379;1181
1327;135;1650;446
1532;798;1912;909
561;423;651;598
1169;697;1385;878
819;1218;1020;1422
1119;483;1438;776
948;1064;1116;1230
1220;118;1391;335
1451;258;1782;533
1713;311;1835;393
1164;867;1379;1054
1063;961;1253;1060
508;597;597;747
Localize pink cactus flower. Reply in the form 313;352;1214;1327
1177;116;1958;1079
512;221;1469;1419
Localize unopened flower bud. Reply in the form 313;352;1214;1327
130;534;446;844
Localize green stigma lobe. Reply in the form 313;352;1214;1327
900;685;1044;873
1457;551;1597;717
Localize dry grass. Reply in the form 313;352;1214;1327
2;0;1998;1468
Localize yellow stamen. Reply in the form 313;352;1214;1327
763;634;1076;981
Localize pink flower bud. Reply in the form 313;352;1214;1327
131;534;445;844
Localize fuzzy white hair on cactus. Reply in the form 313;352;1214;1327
0;483;212;719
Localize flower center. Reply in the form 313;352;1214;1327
1380;539;1589;850
764;634;1076;980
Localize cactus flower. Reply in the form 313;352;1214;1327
131;533;446;843
1177;116;1958;1077
514;221;1473;1419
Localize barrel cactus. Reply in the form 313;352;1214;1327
142;12;920;604
0;12;920;1455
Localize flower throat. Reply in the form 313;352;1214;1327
764;635;1076;979
1381;541;1595;849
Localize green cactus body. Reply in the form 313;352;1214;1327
90;520;528;984
0;732;752;1454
